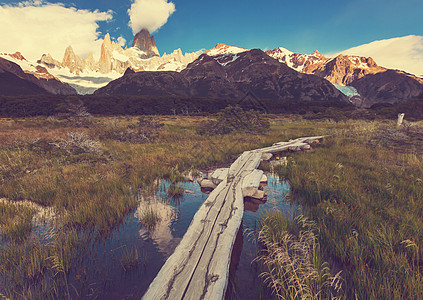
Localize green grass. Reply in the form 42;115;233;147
266;121;423;299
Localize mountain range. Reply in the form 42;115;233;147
1;30;423;107
95;47;346;104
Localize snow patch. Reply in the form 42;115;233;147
112;50;129;62
206;44;249;56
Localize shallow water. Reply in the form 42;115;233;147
1;174;297;299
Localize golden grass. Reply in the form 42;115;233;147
267;120;423;299
2;115;421;298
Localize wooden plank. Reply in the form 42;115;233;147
170;153;259;298
259;136;325;155
210;168;229;185
200;179;217;189
182;153;262;299
241;169;263;197
142;178;229;300
143;137;321;300
142;151;260;300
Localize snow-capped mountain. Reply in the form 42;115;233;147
2;29;200;94
95;47;346;104
0;54;76;95
265;47;328;73
340;35;423;78
266;47;386;85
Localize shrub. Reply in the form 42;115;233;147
197;105;270;135
51;132;102;155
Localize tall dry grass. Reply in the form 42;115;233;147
269;120;423;299
255;212;343;300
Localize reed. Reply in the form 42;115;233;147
255;212;343;300
138;206;161;229
120;245;145;271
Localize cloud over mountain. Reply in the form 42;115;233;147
128;0;175;34
340;35;423;77
0;1;112;61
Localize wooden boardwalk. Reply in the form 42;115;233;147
142;136;324;300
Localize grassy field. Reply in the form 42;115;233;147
1;114;422;298
257;119;423;299
0;114;326;298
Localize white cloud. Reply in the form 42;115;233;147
128;0;175;34
117;37;127;47
339;35;423;77
0;1;112;61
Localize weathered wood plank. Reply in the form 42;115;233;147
242;169;264;197
142;179;228;300
143;137;321;300
200;179;217;190
259;136;325;154
182;154;261;299
142;151;260;300
210;168;229;185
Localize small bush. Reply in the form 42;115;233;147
120;246;145;271
167;183;185;197
197;105;270;135
99;117;163;144
51;132;102;155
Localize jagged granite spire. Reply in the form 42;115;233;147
132;29;160;58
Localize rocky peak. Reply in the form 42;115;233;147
132;29;159;59
311;50;326;60
123;67;136;76
62;46;85;75
9;52;27;61
103;33;112;47
205;43;249;56
38;53;62;69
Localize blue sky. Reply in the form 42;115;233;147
0;0;422;56
83;0;422;54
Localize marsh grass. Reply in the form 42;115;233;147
270;121;423;299
0;228;86;298
120;245;145;271
138;206;162;229
2;115;415;298
167;183;185;197
0;200;35;241
255;212;343;300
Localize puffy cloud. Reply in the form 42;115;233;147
128;0;175;34
340;35;423;77
117;37;127;47
0;1;112;61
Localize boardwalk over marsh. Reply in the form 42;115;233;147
142;136;324;300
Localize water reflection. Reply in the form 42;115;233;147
1;174;295;298
134;196;179;256
227;174;300;300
